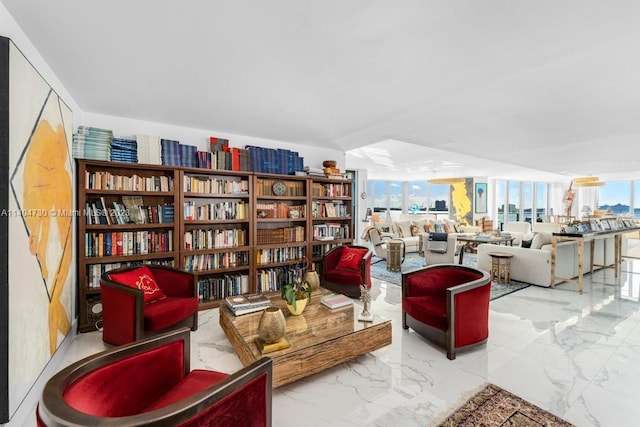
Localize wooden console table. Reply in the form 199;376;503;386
550;230;627;294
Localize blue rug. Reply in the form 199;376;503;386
370;252;530;301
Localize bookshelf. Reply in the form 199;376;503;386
309;177;354;266
179;168;252;309
76;160;354;332
76;160;180;333
253;174;309;293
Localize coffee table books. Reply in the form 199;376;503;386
225;293;271;316
320;293;353;309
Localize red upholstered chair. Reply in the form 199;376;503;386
322;245;372;298
100;264;199;345
401;264;491;360
36;328;272;427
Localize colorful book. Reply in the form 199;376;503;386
320;293;353;309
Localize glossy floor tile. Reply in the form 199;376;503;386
29;258;640;426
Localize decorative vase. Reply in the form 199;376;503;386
286;297;309;316
257;307;286;344
303;269;320;291
564;225;578;234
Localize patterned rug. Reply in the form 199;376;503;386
433;383;574;426
370;253;530;301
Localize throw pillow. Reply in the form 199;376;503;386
335;247;368;271
108;266;166;304
410;225;419;236
394;221;412;239
521;239;533;248
530;232;552;250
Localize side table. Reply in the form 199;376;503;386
386;240;405;272
488;252;514;284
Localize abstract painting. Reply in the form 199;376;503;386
0;36;73;423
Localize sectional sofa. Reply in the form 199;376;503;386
477;223;616;287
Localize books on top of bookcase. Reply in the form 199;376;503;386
320;293;353;309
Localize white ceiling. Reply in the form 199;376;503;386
4;0;640;181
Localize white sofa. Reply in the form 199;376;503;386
502;221;533;246
477;224;616;287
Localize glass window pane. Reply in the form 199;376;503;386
389;181;402;212
429;184;449;218
496;180;506;227
371;180;387;215
599;181;631;215
536;183;547;222
508;181;520;222
635;181;640;218
522;182;533;224
408;181;427;213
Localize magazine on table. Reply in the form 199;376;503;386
320;293;353;309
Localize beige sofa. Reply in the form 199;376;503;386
477;223;616;287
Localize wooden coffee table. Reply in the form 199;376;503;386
219;288;392;388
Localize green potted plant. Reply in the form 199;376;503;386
281;276;312;315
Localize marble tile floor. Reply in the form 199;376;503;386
31;259;640;426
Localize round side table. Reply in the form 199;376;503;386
488;252;514;284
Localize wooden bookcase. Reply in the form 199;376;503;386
309;176;354;266
179;167;253;309
76;160;354;332
76;160;180;333
252;174;309;293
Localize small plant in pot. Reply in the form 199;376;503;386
281;277;312;315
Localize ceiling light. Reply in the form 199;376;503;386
427;178;466;184
575;180;606;187
573;177;599;183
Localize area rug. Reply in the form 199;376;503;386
370;253;530;301
433;383;574;426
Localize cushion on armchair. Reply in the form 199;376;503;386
108;266;166;304
335;246;369;271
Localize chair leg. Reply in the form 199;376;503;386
447;351;456;360
402;311;408;329
372;257;386;265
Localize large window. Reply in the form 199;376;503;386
536;182;547;221
370;180;387;214
496;180;506;226
522;182;533;223
408;181;428;213
428;184;449;215
389;181;403;213
508;181;520;222
635;181;640;217
599;181;631;215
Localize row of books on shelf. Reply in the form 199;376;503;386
198;272;250;303
85;230;174;257
310;182;351;198
183;200;248;221
183;251;250;272
85;259;175;289
225;293;271;316
311;242;342;258
256;265;304;293
183;228;247;250
255;226;306;245
572;218;640;233
255;178;305;197
182;175;249;195
85;171;173;192
312;223;350;240
195;148;251;172
256;202;306;219
86;198;174;225
311;201;349;218
245;146;304;175
256;246;306;265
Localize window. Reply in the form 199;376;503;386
522;182;533;223
370;180;387;215
389;181;403;213
428;184;449;216
496;180;506;227
635;181;640;218
408;181;428;213
536;182;547;221
508;181;520;222
599;181;631;215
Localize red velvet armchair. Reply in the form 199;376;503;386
322;245;372;298
401;264;491;360
37;328;272;427
100;264;199;345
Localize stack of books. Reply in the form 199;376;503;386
161;139;181;166
320;293;353;309
136;135;162;165
225;293;271;316
73;126;112;161
110;137;138;163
